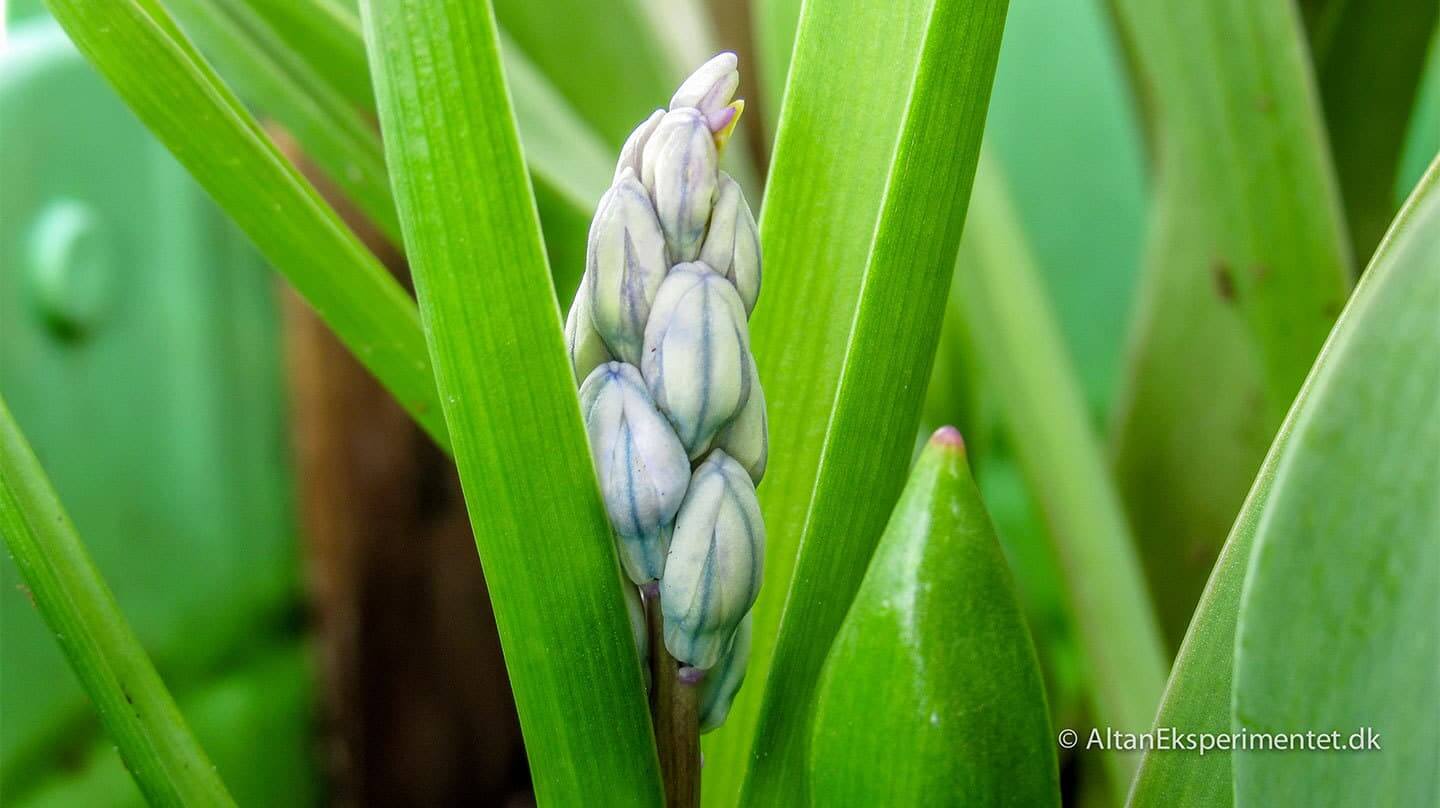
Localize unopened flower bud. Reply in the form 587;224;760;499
699;613;751;732
698;173;762;314
661;450;764;668
615;109;665;183
713;355;767;484
671;52;739;120
580;363;692;583
642;264;752;456
565;272;612;382
641;109;718;262
588;170;669;365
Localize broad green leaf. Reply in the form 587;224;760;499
1108;0;1353;643
810;429;1059;807
42;0;447;447
956;154;1167;791
1302;0;1439;263
1398;27;1440;200
703;0;1011;803
1128;156;1440;807
167;0;402;243
358;1;660;803
1233;157;1439;806
0;398;232;807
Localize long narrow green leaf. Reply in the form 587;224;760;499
358;1;660;803
1233;157;1439;807
42;0;447;448
490;0;674;146
1302;0;1438;262
1108;0;1353;643
1128;156;1440;807
702;1;1010;803
810;429;1059;806
957;154;1167;791
168;0;402;243
237;0;610;296
0;398;233;807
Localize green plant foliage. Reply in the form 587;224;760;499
1128;157;1440;807
810;430;1059;807
168;0;402;243
358;0;661;803
42;0;447;447
236;0;611;298
0;398;233;807
1108;0;1353;643
955;154;1167;790
1233;158;1439;806
490;0;675;146
702;0;1011;803
1302;0;1439;263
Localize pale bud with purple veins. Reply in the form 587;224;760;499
641;108;718;262
699;613;751;732
661;450;764;668
671;52;739;121
642;264;752;456
565;272;612;382
588;169;670;365
615;109;664;183
580;363;692;583
698;173;762;315
713;354;767;484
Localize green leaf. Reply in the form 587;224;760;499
1302;0;1438;262
1108;0;1354;643
236;0;613;295
955;154;1167;791
167;0;402;243
42;0;447;448
358;1;660;803
0;397;233;807
491;0;675;146
702;0;1011;803
1128;156;1440;807
809;429;1060;807
1233;157;1440;806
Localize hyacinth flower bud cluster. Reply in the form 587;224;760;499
565;53;764;731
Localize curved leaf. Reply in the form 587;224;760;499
810;429;1059;807
1128;156;1440;807
359;0;661;803
1233;157;1439;807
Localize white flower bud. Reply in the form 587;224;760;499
698;173;762;315
661;450;764;668
713;354;767;484
564;271;612;382
670;52;739;120
580;363;692;583
587;169;669;365
699;613;751;733
641;109;718;262
642;264;752;456
615;109;665;183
